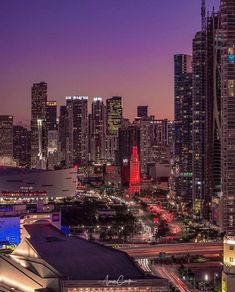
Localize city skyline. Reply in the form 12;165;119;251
1;1;235;291
1;0;219;126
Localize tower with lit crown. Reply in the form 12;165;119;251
129;145;140;195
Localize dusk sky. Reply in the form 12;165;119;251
0;0;220;126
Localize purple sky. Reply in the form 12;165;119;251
0;0;220;125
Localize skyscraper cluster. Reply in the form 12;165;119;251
174;0;235;234
0;83;172;188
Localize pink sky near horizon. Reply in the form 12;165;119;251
0;0;220;126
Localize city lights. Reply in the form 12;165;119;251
0;0;233;291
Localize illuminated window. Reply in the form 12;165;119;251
228;55;235;63
228;80;235;97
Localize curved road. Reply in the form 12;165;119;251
154;265;198;292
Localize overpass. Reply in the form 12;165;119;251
121;242;223;258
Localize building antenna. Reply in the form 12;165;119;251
201;0;206;31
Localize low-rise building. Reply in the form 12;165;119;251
0;222;169;291
0;203;61;246
0;167;77;200
222;236;235;292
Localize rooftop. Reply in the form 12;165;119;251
24;223;158;281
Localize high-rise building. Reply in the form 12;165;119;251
31;82;48;169
58;105;69;166
221;0;235;234
129;146;140;195
106;96;122;135
174;54;193;203
118;124;140;165
149;119;170;166
66;96;88;167
106;96;122;163
13;125;31;167
133;117;170;176
134;117;151;174
46;101;59;169
205;11;222;223
46;101;57;131
90;97;106;163
192;21;207;218
118;124;140;186
0;115;13;162
137;106;148;118
167;121;174;146
150;119;169;147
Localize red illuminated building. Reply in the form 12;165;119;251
128;145;140;195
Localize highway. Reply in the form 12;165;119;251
122;242;223;258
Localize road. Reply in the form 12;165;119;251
153;265;198;292
180;261;222;269
122;242;223;258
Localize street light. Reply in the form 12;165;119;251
214;273;218;287
203;274;209;291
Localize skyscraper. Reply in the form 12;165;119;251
106;96;122;135
118;124;140;186
58;105;68;166
205;11;221;223
150;118;170;165
106;96;122;163
129;145;140;195
90;97;106;163
192;18;207;218
0;115;13;162
46;101;57;131
221;0;235;234
66;96;88;167
47;101;58;155
137;106;148;119
31;82;48;169
13;125;31;167
134;117;151;174
150;119;169;147
118;124;140;166
174;54;193;203
46;101;58;163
